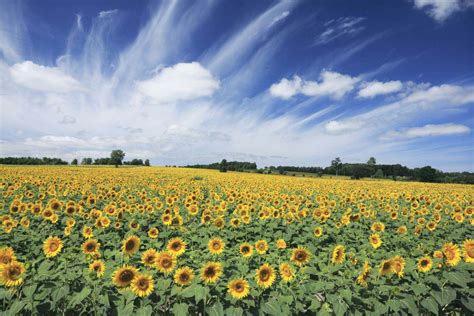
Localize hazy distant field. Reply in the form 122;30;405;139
1;166;473;315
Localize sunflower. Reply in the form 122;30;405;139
148;227;159;239
155;251;177;273
0;261;25;287
433;250;443;259
162;214;172;226
81;239;100;255
391;256;405;278
239;243;253;257
82;226;93;239
227;278;250;300
43;236;63;258
379;259;393;276
442;242;461;267
291;246;311;267
208;238;225;255
255;240;269;255
462;239;474;263
279;262;295;282
167;237;186;257
112;265;138;288
331;245;345;264
417;256;432;273
122;235;141;256
131;274;154;297
371;222;385;232
89;260;105;277
369;234;382;249
174;267;194;286
141;249;159;267
397;226;407;234
313;227;323;238
200;261;223;284
255;263;276;289
276;239;286;249
356;261;370;287
0;247;16;265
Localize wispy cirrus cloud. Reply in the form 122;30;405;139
314;16;365;45
0;1;473;171
382;123;470;140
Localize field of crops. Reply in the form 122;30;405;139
0;166;473;315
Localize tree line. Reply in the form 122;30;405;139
185;159;257;172
0;150;151;167
185;157;474;184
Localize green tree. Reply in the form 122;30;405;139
219;159;228;173
331;157;342;176
418;166;438;182
144;159;150;166
71;158;78;165
367;157;376;165
81;158;93;165
373;169;384;178
110;150;125;166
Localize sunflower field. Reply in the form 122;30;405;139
0;166;473;315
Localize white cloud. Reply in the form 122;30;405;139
322;84;474;136
270;70;359;100
358;80;403;98
324;120;364;134
382;123;470;140
10;61;84;93
404;84;474;105
412;0;473;22
315;17;365;45
269;75;302;99
269;11;290;27
136;62;220;104
301;71;359;99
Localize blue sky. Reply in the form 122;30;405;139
0;0;473;171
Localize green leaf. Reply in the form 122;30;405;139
136;305;153;316
400;296;419;316
333;300;348;316
207;301;224;316
118;303;134;316
172;303;188;316
443;271;468;288
22;284;37;299
37;260;54;276
51;285;69;303
420;297;438;314
226;306;244;316
461;296;474;312
6;300;26;316
68;287;92;308
194;285;208;304
261;298;282;315
387;299;401;312
432;287;456;307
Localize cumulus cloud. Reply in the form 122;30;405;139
136;62;220;104
324;120;364;134
382;123;471;140
269;75;302;99
10;61;84;93
270;70;359;100
412;0;474;22
358;80;403;98
315;17;365;45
